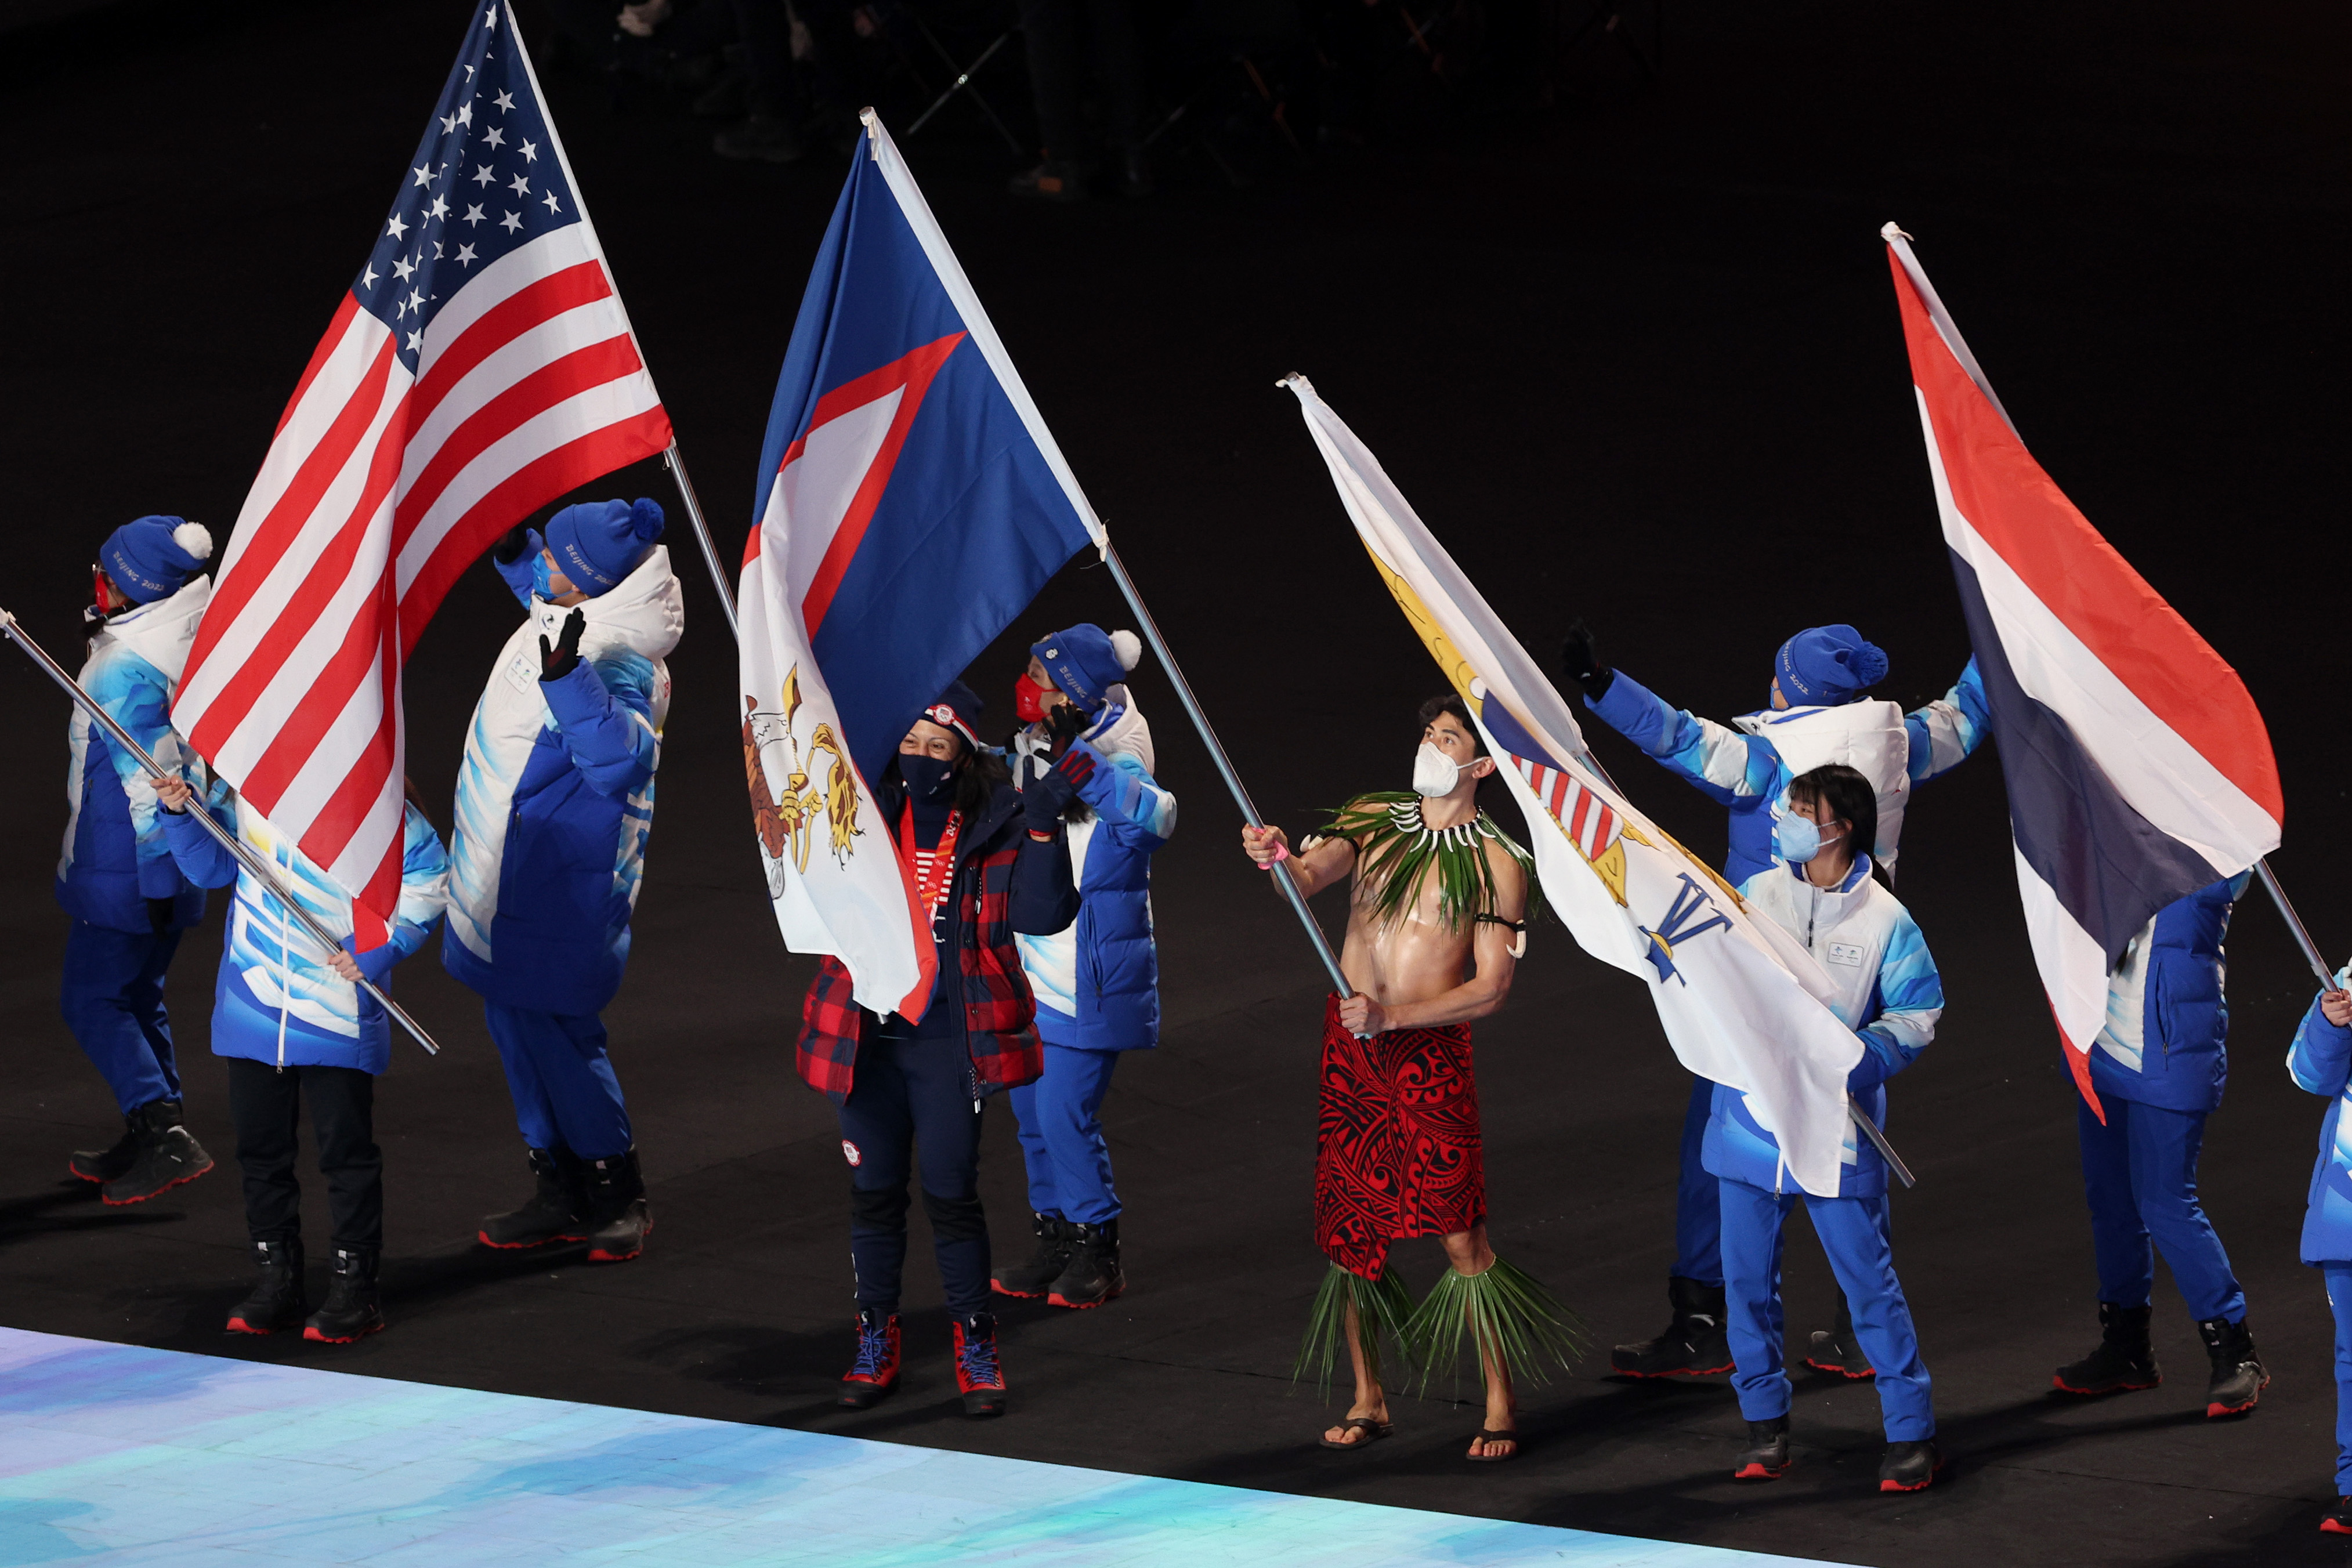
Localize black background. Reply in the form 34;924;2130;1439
2;3;2346;1563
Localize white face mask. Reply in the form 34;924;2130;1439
1412;741;1466;798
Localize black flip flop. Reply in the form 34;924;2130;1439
1466;1428;1519;1462
1318;1416;1394;1451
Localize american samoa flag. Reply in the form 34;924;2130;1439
1884;224;2282;1111
173;2;669;941
739;113;1097;1017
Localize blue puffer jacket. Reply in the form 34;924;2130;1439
2086;876;2246;1114
2289;973;2352;1267
1010;690;1177;1052
54;579;212;933
443;548;682;1016
1585;659;1988;885
164;792;447;1074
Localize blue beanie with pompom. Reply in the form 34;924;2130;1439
100;516;214;605
545;497;664;595
1775;625;1889;705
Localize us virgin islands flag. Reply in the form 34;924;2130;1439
1884;224;2282;1114
740;113;1099;1017
1284;374;1868;1197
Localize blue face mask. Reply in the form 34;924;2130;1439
531;553;556;601
1772;812;1843;865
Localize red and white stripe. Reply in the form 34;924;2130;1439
176;227;666;941
1511;755;1622;862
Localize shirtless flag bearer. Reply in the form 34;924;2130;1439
1244;697;1570;1461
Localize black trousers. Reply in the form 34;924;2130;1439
836;1031;989;1316
224;1057;382;1252
1019;0;1144;165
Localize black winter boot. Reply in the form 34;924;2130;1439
1732;1415;1791;1480
2197;1314;2267;1417
581;1149;650;1263
1047;1219;1124;1309
2322;1497;2352;1535
1804;1294;1876;1379
479;1148;587;1250
2053;1302;2161;1395
70;1117;140;1184
102;1099;214;1205
992;1213;1074;1299
225;1239;307;1335
1878;1439;1943;1491
303;1247;384;1344
1612;1276;1734;1378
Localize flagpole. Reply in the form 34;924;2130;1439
662;440;738;640
0;610;443;1058
1847;1096;1916;1189
1095;541;1353;999
2257;859;2339;990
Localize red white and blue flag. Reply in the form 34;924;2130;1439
1884;224;2282;1111
739;114;1099;1016
173;2;670;941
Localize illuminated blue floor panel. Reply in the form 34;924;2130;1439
0;1328;1853;1567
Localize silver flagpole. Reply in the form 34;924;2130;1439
1094;541;1353;999
2257;858;2340;990
1;610;443;1057
663;440;738;641
1848;1095;1916;1189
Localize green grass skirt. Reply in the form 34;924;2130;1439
1400;1254;1587;1398
1295;1262;1419;1397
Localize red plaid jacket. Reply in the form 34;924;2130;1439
797;782;1079;1105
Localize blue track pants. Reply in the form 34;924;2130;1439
61;921;183;1114
2076;1098;2245;1323
1719;1176;1934;1440
2325;1267;2352;1494
1007;1044;1121;1225
1673;1075;1722;1284
484;1004;632;1161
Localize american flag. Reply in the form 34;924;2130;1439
174;2;670;940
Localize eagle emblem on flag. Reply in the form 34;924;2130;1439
744;665;860;897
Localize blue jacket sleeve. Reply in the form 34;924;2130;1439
385;805;451;962
2289;979;2352;1098
158;790;241;889
1075;747;1178;849
540;652;660;798
91;657;201;897
1586;668;1781;807
1850;910;1944;1092
1904;657;1989;784
493;530;542;608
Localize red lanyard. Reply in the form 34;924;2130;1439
899;807;963;921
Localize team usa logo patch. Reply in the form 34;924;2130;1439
841;1139;862;1168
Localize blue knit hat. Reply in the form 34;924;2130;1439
99;516;215;605
544;497;664;595
1032;624;1142;714
1775;625;1890;705
921;679;984;750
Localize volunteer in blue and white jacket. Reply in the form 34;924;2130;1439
56;515;219;1207
1707;763;1945;1493
156;773;446;1345
1559;620;1986;1379
2050;875;2267;1419
2288;974;2352;1536
991;625;1178;1310
446;497;681;1265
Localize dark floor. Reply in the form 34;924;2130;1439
5;3;2349;1565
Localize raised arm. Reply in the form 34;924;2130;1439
1241;821;1357;900
539;625;663;799
1904;656;1989;784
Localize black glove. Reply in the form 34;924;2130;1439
1559;618;1615;700
491;526;534;565
1044;700;1092;757
147;896;176;933
1024;746;1095;834
539;607;586;682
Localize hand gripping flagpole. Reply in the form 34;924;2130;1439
0;610;442;1056
1095;542;1354;1000
2257;859;2340;990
